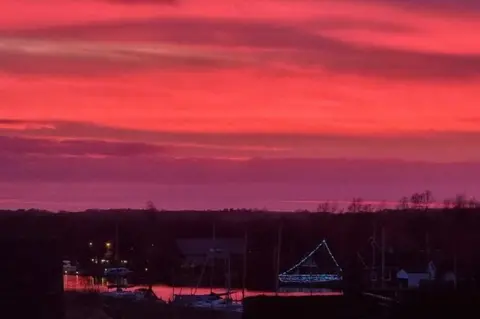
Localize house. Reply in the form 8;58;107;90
396;260;436;288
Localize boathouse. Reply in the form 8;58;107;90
176;237;245;267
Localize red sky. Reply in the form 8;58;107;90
1;0;480;211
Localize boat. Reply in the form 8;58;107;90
63;260;78;275
189;293;243;313
103;267;132;277
278;239;343;288
103;287;166;302
172;224;246;314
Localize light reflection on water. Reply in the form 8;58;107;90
63;275;341;301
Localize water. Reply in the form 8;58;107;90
63;275;341;301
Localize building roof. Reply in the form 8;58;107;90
176;238;245;256
398;259;435;274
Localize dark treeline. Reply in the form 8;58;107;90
2;192;480;290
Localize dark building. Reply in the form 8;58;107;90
176;238;245;264
175;238;245;287
0;236;64;319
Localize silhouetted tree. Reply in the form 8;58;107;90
408;190;433;210
145;201;158;212
410;192;423;209
362;204;374;213
422;190;433;209
376;200;387;212
454;194;467;209
398;196;409;210
467;197;479;209
443;198;453;209
347;198;363;213
317;201;339;213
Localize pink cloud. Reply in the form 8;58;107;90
104;0;178;4
1;69;478;139
2;121;480;162
0;135;169;157
1;0;480;209
364;0;480;12
1;14;479;79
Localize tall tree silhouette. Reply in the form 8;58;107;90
347;198;363;213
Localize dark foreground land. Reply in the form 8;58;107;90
65;292;110;319
66;292;241;319
1;204;480;290
63;290;480;319
3;203;480;319
243;290;480;319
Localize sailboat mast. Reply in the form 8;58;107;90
115;218;119;264
453;252;457;290
275;223;282;295
210;221;216;294
114;216;121;290
371;225;376;288
227;253;232;298
425;232;431;262
242;230;248;300
380;226;385;289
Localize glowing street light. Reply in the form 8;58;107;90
88;242;93;247
105;242;111;249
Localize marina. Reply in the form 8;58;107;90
64;275;341;301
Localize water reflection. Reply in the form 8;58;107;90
63;275;341;302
